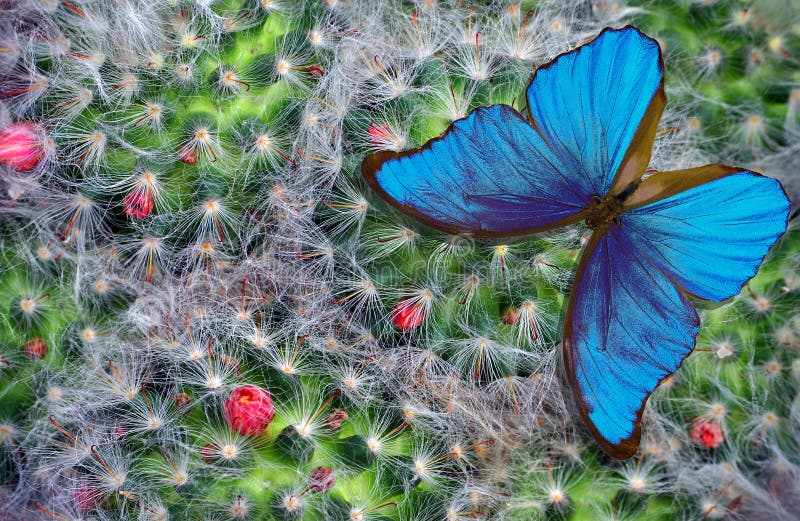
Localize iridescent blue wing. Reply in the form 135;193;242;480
566;165;790;459
362;26;666;237
362;104;592;237
525;26;665;197
622;164;791;301
564;227;699;460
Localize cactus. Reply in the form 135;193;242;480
0;1;501;519
0;1;797;521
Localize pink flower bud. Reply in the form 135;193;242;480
306;64;324;78
223;384;275;436
112;425;127;440
367;123;391;138
690;420;724;449
307;466;335;492
391;298;424;331
367;123;392;146
0;121;47;172
501;305;518;325
24;337;47;359
123;190;154;219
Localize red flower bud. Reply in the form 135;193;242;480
324;409;348;430
71;484;100;513
306;64;324;78
307;466;335;492
122;190;154;219
391;298;424;331
24;337;47;359
366;123;397;150
199;443;218;463
223;384;275;436
367;123;392;142
0;121;47;172
501;305;518;325
690;420;724;449
173;392;192;408
179;147;198;164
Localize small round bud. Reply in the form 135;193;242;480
324;409;348;430
199;443;218;463
690;420;724;449
0;121;48;172
307;466;335;492
224;384;276;436
24;338;47;359
71;484;100;513
173;392;192;408
123;190;154;219
391;299;424;330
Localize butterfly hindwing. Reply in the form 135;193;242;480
564;227;700;459
621;165;791;302
525;26;665;197
567;165;790;458
362;104;592;237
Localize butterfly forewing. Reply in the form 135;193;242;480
362;104;591;237
525;26;665;198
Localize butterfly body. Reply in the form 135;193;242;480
585;190;630;231
361;26;791;459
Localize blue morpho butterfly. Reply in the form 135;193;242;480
360;26;791;459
